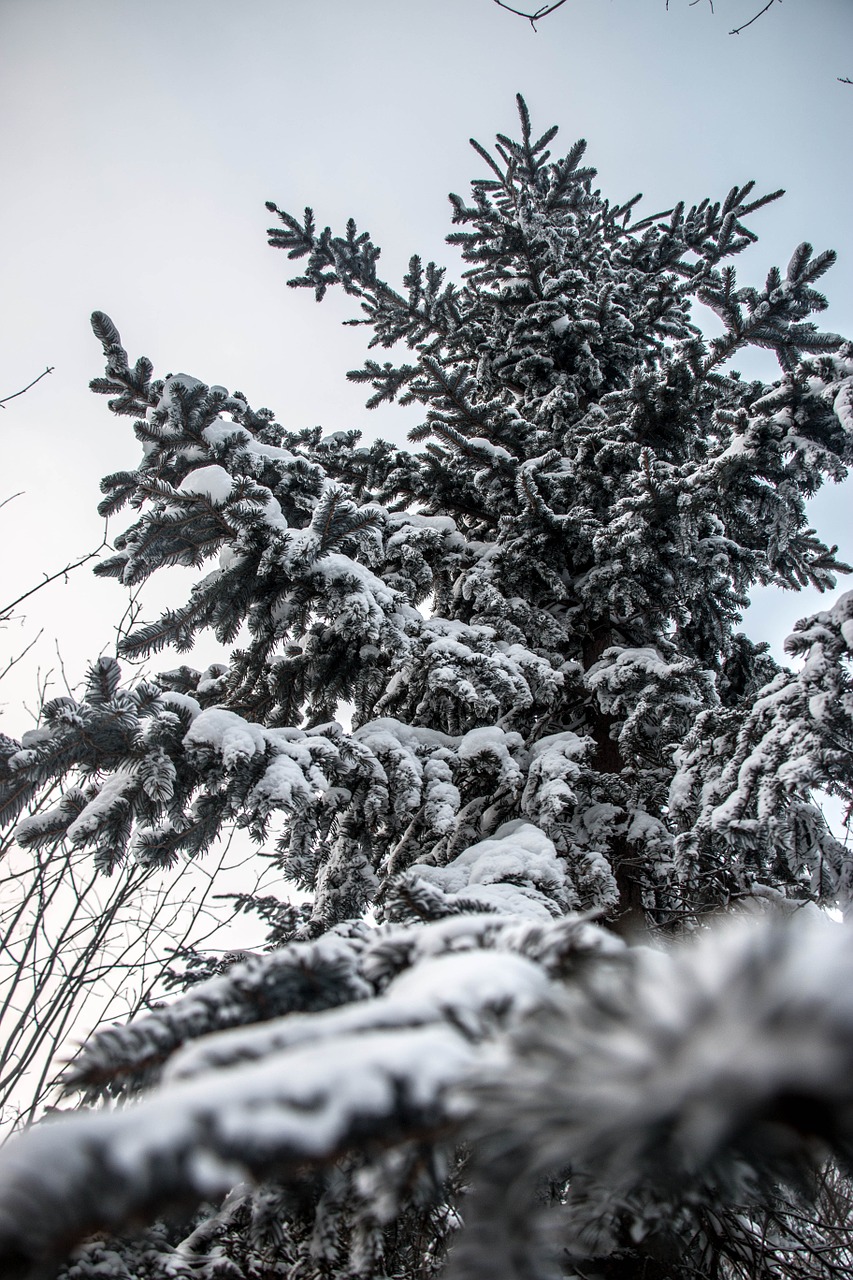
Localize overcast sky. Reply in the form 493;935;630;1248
1;0;852;729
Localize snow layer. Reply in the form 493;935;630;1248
177;465;235;504
409;820;567;919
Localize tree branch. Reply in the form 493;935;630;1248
0;366;54;409
491;0;569;29
0;491;24;515
0;628;44;686
729;0;780;36
496;0;851;84
0;525;109;621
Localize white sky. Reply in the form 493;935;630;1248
1;0;853;729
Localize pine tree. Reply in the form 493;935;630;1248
2;96;853;1280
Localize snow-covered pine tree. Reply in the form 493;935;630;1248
2;96;853;1280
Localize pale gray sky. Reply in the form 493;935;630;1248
2;0;852;725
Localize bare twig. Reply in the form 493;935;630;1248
675;0;851;84
0;820;266;1134
114;582;144;657
729;0;780;36
21;664;56;726
0;629;44;687
0;367;54;410
53;639;76;701
500;0;850;83
492;0;569;30
0;524;109;621
0;493;24;515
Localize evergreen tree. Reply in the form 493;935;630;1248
2;96;853;1279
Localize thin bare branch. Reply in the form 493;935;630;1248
730;0;780;36
0;492;24;515
491;0;569;30
0;629;44;687
0;367;54;410
113;583;144;657
0;524;109;620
